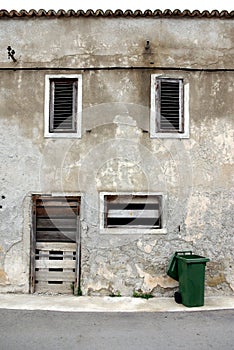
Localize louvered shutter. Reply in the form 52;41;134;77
49;79;77;132
156;78;183;132
105;195;162;228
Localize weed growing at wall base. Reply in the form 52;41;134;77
109;290;122;297
133;291;154;299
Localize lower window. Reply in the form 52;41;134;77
100;193;166;234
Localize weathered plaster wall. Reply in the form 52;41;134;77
0;17;233;69
0;16;233;295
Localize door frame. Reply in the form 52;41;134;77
30;194;81;294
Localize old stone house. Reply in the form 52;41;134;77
0;9;233;296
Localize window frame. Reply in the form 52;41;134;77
100;192;167;235
150;74;189;139
44;74;82;138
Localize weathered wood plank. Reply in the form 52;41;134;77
36;199;80;207
36;271;76;282
36;230;76;242
35;260;76;269
36;242;76;251
35;282;73;294
105;195;160;204
30;199;37;293
35;251;75;258
107;204;160;210
108;209;159;218
63;251;76;259
35;253;75;259
36;250;49;260
36;207;78;216
37;218;77;229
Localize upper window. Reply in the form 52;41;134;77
150;75;189;138
100;192;167;234
44;74;82;138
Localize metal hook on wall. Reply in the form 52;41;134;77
145;40;150;50
7;46;17;62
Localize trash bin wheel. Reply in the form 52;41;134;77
174;291;182;304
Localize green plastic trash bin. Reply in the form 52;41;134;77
167;251;210;307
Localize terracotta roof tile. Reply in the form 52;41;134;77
0;9;233;18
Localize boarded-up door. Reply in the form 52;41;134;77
30;195;81;294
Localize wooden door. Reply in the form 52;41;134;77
30;195;81;294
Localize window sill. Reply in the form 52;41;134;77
150;132;189;139
99;228;167;235
44;132;81;138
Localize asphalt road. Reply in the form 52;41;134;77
0;309;233;350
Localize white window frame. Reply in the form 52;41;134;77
150;74;189;139
44;74;82;138
100;192;167;235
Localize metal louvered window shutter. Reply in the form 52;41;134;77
49;79;78;133
156;78;184;133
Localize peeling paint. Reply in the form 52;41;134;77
137;239;157;254
207;274;226;287
136;265;178;292
0;269;9;285
97;263;114;280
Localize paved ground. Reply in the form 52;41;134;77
0;294;233;312
0;309;233;350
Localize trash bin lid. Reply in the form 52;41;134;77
176;254;210;264
167;251;193;280
167;254;179;281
